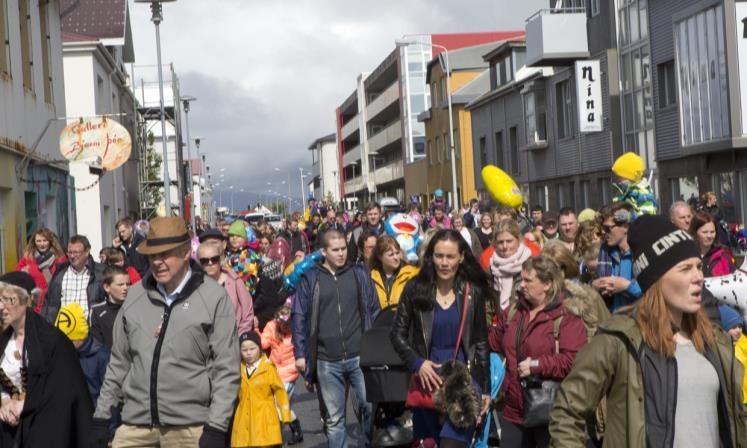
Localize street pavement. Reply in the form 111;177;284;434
282;380;364;447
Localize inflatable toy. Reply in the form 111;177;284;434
704;259;747;321
386;213;422;263
283;250;322;291
481;165;523;210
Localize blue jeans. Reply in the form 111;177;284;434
317;356;371;448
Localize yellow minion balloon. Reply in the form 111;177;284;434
481;165;523;210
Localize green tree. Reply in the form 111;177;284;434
142;131;163;218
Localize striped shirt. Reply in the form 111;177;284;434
61;266;91;318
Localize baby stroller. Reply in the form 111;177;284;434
360;306;412;447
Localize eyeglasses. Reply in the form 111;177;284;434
602;223;618;233
0;295;18;305
199;255;221;266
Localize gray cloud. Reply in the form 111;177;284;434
128;0;546;208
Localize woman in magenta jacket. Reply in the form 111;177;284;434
689;211;736;277
488;255;587;447
197;241;255;335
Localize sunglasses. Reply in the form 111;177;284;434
602;223;619;233
199;255;221;266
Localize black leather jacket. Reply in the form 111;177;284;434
390;280;489;391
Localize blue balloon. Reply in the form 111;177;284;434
282;250;323;291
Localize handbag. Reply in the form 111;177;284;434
515;311;561;428
405;283;471;409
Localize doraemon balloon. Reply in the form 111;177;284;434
386;213;422;263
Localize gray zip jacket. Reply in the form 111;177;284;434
94;266;240;431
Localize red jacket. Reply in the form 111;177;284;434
488;295;587;424
702;245;735;278
479;239;541;270
16;255;67;313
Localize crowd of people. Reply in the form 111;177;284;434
0;175;746;447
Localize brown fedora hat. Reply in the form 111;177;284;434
137;217;191;255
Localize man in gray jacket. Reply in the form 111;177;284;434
90;217;240;448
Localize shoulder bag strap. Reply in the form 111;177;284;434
452;283;471;360
553;314;563;354
515;312;526;364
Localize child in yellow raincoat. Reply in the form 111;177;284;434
231;332;292;447
719;305;747;403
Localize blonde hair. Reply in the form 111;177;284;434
521;255;564;303
23;228;65;259
493;218;521;242
542;242;580;279
0;282;35;307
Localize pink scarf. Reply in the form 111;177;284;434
490;244;532;310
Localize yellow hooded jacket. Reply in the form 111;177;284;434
370;265;419;310
231;354;291;447
735;334;747;404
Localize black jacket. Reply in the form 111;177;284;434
43;257;105;323
390;280;490;391
122;232;149;278
0;310;93;447
89;299;122;348
347;221;386;264
281;230;308;255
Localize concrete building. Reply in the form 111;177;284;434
469;1;625;212
0;0;70;273
61;0;140;254
307;133;340;203
336;32;523;210
416;41;498;207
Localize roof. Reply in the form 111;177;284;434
430;31;525;58
307;133;337;150
60;0;134;62
452;69;491;105
425;40;499;83
482;37;527;62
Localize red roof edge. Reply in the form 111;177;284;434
430;31;526;57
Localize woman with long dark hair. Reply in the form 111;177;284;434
390;229;491;447
689;211;735;277
551;215;746;447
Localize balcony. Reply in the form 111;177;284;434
371;160;404;187
311;162;320;178
343;144;362;167
341;116;359;140
366;82;400;122
525;8;589;67
344;175;366;193
368;120;402;154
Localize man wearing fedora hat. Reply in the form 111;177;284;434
91;217;240;448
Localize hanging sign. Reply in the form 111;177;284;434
59;117;132;170
736;3;747;135
575;60;603;133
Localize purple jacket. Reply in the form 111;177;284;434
221;268;255;336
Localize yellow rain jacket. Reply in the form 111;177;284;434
735;334;747;404
371;265;419;310
231;355;291;447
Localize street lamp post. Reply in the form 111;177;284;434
181;95;196;229
395;38;459;210
299;168;306;207
136;0;177;215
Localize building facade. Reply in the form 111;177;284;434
61;0;140;254
308;133;340;203
336;32;523;210
0;0;70;273
417;41;498;207
469;1;625;212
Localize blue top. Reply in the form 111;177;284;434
609;247;642;311
431;300;465;364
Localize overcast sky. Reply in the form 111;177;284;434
128;0;546;209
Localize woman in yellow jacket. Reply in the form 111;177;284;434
369;235;419;309
231;332;292;448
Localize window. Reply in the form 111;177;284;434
569;181;577;211
598;177;612;204
39;2;52;103
657;60;676;108
581;180;591;208
535;185;548;212
674;5;729;145
441;77;447;108
436;137;442;163
479;137;487;167
669;176;699;203
590;0;600;17
444;133;450;161
414;141;425;156
524;89;547;144
0;0;9;74
427;140;433;165
19;0;33;91
557;184;565;208
509;126;519;175
556;80;573;139
495;131;504;168
712;172;737;224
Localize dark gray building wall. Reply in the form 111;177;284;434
587;0;617;55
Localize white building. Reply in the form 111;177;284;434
307;133;340;203
61;0;139;254
0;0;70;272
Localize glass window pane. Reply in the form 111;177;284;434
716;5;729;137
633;49;642;90
688;16;701;143
697;12;711;141
641;46;654;128
639;0;649;38
629;4;640;43
624;93;635;132
622;53;632;92
635;90;644;129
619;8;628;46
718;172;737;223
706;8;722;139
676;21;692;145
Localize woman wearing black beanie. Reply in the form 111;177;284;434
549;214;746;448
